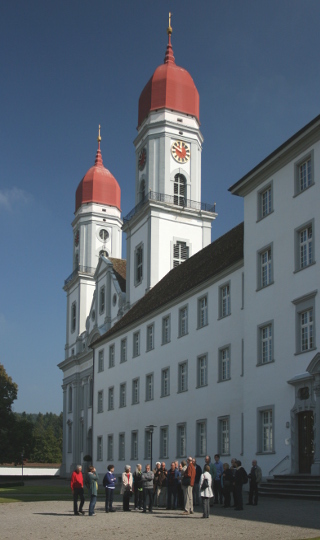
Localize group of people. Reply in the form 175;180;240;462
70;456;262;518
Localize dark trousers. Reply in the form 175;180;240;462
223;487;231;507
134;489;143;509
249;481;259;504
123;491;131;511
105;488;114;510
213;479;223;503
73;487;85;514
177;484;184;509
234;485;243;509
167;485;177;509
143;488;153;511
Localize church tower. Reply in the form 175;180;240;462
123;16;216;307
64;128;122;359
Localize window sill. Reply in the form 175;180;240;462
256;281;274;292
293;182;315;198
218;378;231;383
177;389;188;394
197;323;208;330
161;341;171;346
294;347;317;356
178;333;189;338
196;384;208;389
293;261;316;274
256;451;275;455
256;209;274;223
218;314;231;321
256;359;275;367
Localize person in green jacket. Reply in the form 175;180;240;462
87;465;99;516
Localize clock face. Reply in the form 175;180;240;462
171;140;190;163
138;147;147;171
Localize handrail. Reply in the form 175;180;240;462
123;191;216;223
268;455;289;476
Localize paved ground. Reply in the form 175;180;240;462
1;496;319;540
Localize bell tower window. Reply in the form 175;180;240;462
139;179;146;202
174;174;186;206
173;241;189;268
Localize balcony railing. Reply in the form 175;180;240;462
64;265;96;286
123;191;216;223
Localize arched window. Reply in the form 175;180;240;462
139;179;146;202
174;174;186;206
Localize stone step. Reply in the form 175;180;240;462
259;490;320;501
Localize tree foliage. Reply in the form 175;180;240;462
0;363;62;464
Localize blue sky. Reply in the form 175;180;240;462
1;0;320;414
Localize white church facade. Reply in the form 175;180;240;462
58;22;320;479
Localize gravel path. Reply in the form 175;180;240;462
1;498;319;540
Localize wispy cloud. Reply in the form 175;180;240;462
0;187;33;210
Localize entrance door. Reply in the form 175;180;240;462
298;411;314;473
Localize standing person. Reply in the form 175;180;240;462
192;458;202;507
103;464;117;512
177;462;185;510
213;454;224;505
247;460;262;506
221;463;233;508
167;461;178;509
181;456;196;515
153;462;161;506
155;462;167;507
142;464;154;513
133;464;144;510
70;464;85;516
234;460;248;511
204;456;215;506
87;465;98;516
120;465;133;512
199;465;213;518
230;458;237;507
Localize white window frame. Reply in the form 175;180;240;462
131;430;138;461
292;291;317;354
98;349;104;373
177;423;186;458
145;373;154;401
71;301;76;333
196;420;207;457
257;243;273;290
97;390;103;413
162;315;171;344
132;378;139;405
257;321;274;365
219;282;231;318
174;173;186;207
109;344;115;368
161;367;170;397
107;434;113;461
294;219;315;272
257;406;274;454
294;150;314;195
173;240;189;267
218;416;230;456
97;436;103;461
198;295;208;328
160;426;169;459
133;331;140;358
108;386;114;411
146;324;154;352
197;354;208;388
178;361;188;393
179;306;188;337
119;383;126;408
119;432;125;461
120;338;127;363
257;180;273;221
219;345;231;382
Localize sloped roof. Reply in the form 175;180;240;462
93;222;244;346
109;257;126;293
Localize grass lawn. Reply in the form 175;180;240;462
0;485;72;503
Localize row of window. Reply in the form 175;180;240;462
257;153;314;221
93;407;273;462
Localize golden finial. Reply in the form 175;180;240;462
167;12;172;35
97;124;101;143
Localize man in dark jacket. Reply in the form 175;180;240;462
234;460;248;511
247;460;262;506
142;464;154;513
192;458;202;506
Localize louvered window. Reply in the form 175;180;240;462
173;241;189;268
174;174;186;206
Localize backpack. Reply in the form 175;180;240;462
103;474;108;488
200;477;209;491
84;472;90;489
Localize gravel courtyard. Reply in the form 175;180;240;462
1;497;319;540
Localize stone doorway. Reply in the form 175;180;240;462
298;410;314;473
